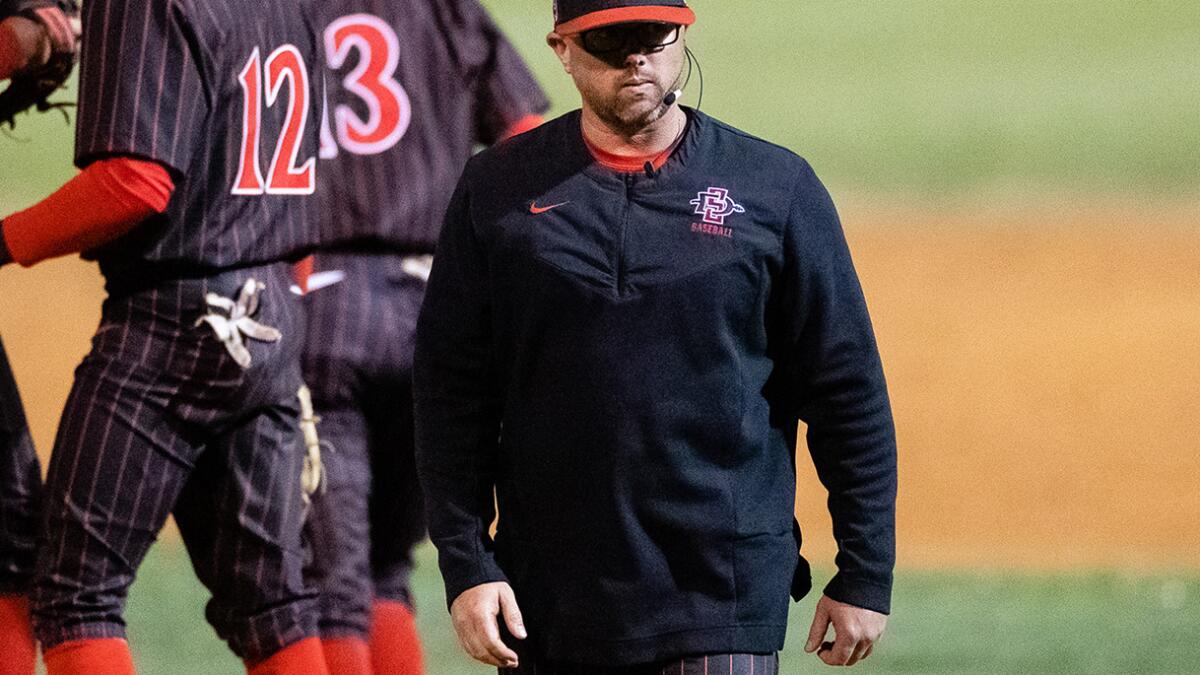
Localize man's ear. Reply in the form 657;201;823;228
546;31;573;74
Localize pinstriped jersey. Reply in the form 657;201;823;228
314;0;549;253
75;0;324;283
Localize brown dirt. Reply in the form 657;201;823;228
3;202;1198;571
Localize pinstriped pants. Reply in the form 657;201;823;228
300;253;428;638
0;337;40;594
502;653;779;675
29;263;319;662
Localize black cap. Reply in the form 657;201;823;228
553;0;695;35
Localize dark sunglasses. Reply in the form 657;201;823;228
578;23;681;55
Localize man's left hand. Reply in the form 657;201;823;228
804;594;888;667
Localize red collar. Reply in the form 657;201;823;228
583;133;679;174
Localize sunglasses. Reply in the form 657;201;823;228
577;23;681;55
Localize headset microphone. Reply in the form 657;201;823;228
663;47;702;109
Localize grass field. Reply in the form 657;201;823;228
3;1;1199;673
121;542;1200;674
484;0;1200;197
3;1;1198;201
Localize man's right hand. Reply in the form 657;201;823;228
450;581;528;668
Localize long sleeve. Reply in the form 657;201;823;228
1;158;174;267
412;174;507;609
779;161;897;614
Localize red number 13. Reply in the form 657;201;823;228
321;14;412;158
233;45;317;196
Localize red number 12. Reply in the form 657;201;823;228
233;45;317;195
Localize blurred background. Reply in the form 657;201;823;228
2;0;1197;672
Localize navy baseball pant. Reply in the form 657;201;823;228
301;251;428;638
501;653;780;675
0;337;40;595
30;263;319;662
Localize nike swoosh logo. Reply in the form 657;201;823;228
530;200;570;214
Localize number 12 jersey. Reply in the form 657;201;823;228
75;0;325;284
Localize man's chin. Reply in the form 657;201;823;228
613;101;667;130
587;89;669;134
620;89;663;111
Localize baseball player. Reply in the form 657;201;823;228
414;0;897;672
302;1;547;672
0;0;332;672
0;337;41;675
1;4;76;673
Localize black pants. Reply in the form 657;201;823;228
502;653;780;675
0;337;40;594
301;251;429;638
31;263;318;662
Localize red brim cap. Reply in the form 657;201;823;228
555;6;696;35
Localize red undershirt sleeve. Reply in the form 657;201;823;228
499;114;544;141
1;157;175;267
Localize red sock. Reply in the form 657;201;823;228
245;637;330;675
321;637;373;675
0;595;36;675
42;638;136;675
369;600;424;675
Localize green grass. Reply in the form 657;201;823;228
113;542;1200;674
484;0;1200;198
7;5;1200;669
3;1;1196;206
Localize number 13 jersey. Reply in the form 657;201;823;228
314;0;549;253
75;0;325;284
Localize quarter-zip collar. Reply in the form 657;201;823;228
571;107;703;189
583;133;678;173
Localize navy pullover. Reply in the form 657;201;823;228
414;108;897;665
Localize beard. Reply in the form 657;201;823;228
583;79;671;136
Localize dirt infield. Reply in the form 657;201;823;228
2;202;1197;571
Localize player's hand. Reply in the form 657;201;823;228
804;594;887;667
450;581;527;668
0;8;75;78
0;16;48;78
